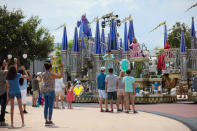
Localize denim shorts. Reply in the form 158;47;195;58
8;93;21;99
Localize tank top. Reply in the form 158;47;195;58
42;71;55;92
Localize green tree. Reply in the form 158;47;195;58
0;6;54;67
68;40;73;51
55;43;61;66
168;22;191;49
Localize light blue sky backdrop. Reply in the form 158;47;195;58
1;0;197;49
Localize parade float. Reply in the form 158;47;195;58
59;13;197;103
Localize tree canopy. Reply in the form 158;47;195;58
168;22;191;49
0;6;54;67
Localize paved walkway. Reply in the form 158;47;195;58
0;97;191;131
136;103;197;131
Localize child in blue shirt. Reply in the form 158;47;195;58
123;69;137;114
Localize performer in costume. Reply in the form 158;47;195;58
102;50;116;75
157;39;171;75
77;14;92;38
129;38;142;57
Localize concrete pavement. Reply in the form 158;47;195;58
1;96;190;131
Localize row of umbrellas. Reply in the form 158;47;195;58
62;17;196;54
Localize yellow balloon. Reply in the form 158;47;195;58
74;86;84;95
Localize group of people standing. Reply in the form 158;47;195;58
97;67;137;114
0;58;76;127
0;58;32;127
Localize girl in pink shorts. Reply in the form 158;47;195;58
116;71;125;112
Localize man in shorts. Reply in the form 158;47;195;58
123;69;137;114
32;74;40;107
105;68;118;112
97;67;108;112
55;78;65;109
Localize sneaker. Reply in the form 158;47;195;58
23;110;28;114
45;121;50;126
125;111;129;114
133;110;138;114
105;109;110;112
100;109;104;112
117;109;122;112
48;121;54;125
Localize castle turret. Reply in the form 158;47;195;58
191;17;196;49
95;20;101;54
80;33;86;77
93;20;102;93
128;20;135;44
123;22;128;59
180;30;187;80
101;28;106;55
164;24;168;47
71;27;80;80
109;18;118;50
61;26;69;82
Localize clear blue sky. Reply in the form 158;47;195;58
1;0;197;50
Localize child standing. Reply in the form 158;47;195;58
123;69;137;114
66;82;75;109
18;68;29;113
116;71;125;112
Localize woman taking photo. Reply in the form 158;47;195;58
41;62;64;126
6;66;31;128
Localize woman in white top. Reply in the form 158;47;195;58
55;78;65;109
